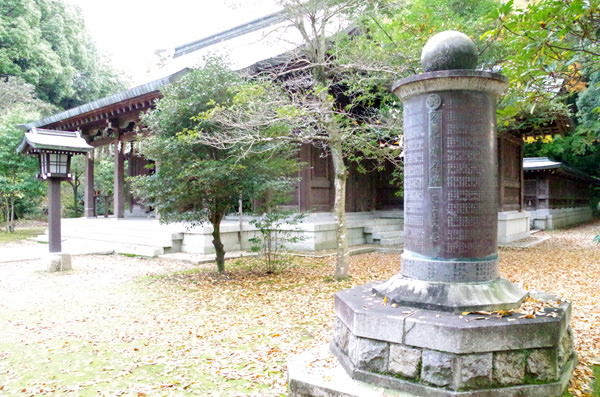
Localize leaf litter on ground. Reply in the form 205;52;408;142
0;220;599;395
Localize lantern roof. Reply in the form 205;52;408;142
17;128;93;155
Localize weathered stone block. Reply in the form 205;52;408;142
558;327;574;369
421;350;454;387
527;348;558;382
456;353;493;389
493;350;526;386
388;344;421;379
333;317;351;355
45;253;72;272
402;307;568;354
349;337;389;373
334;286;408;344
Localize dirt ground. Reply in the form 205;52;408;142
0;220;599;396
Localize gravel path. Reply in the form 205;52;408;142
0;255;198;311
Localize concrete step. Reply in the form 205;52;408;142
379;236;404;246
363;218;404;244
37;234;168;257
113;244;165;257
364;224;403;234
43;218;184;257
372;230;405;240
377;210;404;219
60;228;178;248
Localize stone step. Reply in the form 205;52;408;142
113;243;165;257
60;228;178;248
43;218;183;257
364;224;403;234
377;210;404;219
372;230;405;240
37;234;169;257
378;236;404;246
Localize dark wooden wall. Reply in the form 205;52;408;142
293;144;402;212
498;133;524;211
289;135;527;214
525;173;591;210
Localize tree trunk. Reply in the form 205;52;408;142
9;197;15;233
73;183;79;218
210;211;226;273
330;131;349;280
3;200;9;233
69;180;80;218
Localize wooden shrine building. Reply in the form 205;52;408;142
524;157;597;229
20;11;551;254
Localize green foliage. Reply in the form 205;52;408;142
522;73;600;179
93;154;115;196
576;72;600;136
497;1;600;184
484;0;600;130
332;0;501;165
0;0;125;108
249;211;307;274
487;0;599;83
0;108;45;231
197;0;504;279
0;76;57;115
130;58;300;273
62;156;85;218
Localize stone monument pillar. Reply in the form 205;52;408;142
372;30;524;312
289;31;576;397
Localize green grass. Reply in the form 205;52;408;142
0;227;45;244
593;362;600;397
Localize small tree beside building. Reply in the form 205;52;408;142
130;58;300;273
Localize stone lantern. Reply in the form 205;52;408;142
18;128;93;271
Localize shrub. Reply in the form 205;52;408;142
249;211;307;274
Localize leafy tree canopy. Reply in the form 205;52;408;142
0;107;45;229
482;0;600;179
131;58;300;273
0;75;57;229
0;0;125;109
484;0;599;130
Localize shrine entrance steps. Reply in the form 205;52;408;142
363;214;404;246
39;211;406;259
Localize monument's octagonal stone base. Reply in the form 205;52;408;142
373;274;527;313
289;283;576;396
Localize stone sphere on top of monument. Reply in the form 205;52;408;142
420;30;478;72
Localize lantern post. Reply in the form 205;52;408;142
18;128;93;271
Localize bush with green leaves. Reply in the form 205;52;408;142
249;211;307;274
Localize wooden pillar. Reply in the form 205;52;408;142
48;178;62;253
497;136;505;211
519;139;525;210
84;151;95;217
127;153;134;211
114;131;125;218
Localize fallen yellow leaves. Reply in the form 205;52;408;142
499;220;600;396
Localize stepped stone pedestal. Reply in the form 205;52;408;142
288;31;575;396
